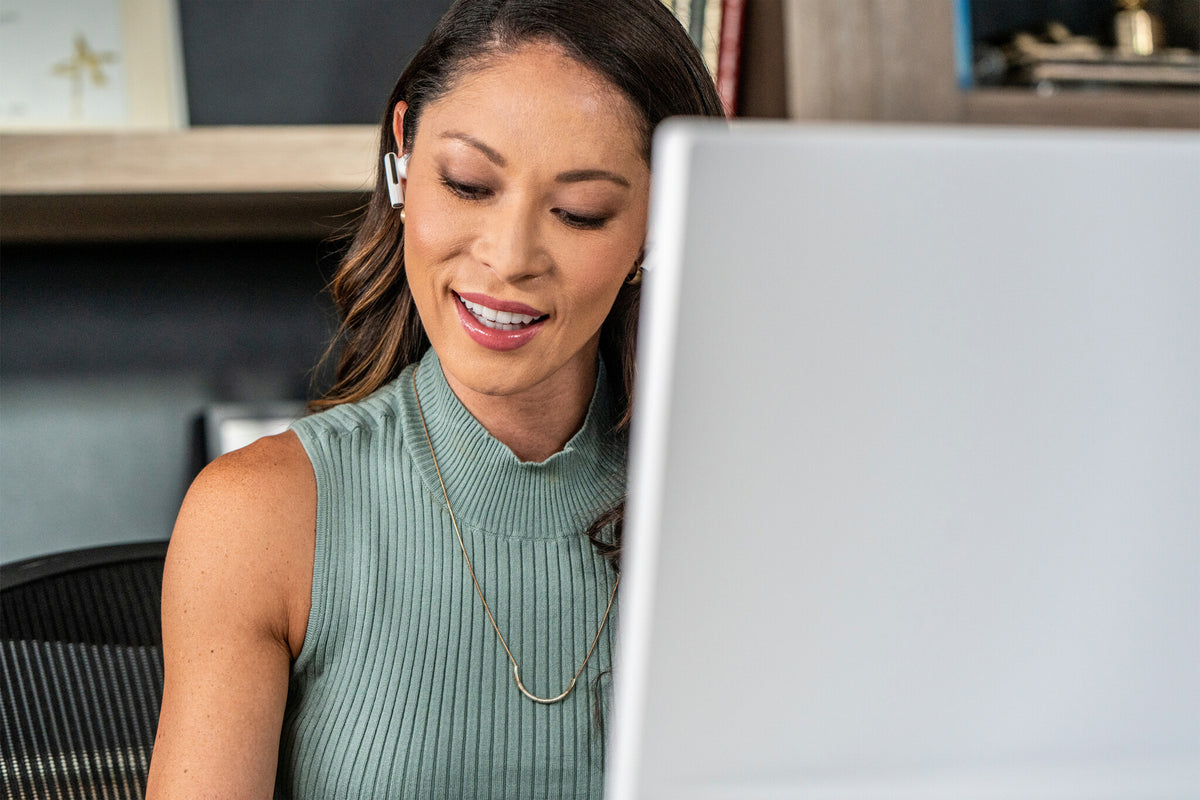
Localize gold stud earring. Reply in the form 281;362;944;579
399;206;407;225
625;260;643;286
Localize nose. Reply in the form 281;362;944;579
473;196;551;283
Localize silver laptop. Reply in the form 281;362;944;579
608;121;1200;800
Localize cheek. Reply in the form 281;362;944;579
403;193;469;284
564;249;633;325
557;214;647;329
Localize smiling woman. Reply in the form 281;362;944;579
145;1;723;797
399;43;651;460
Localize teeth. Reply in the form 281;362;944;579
461;297;541;331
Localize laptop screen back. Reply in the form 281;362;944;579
608;121;1200;800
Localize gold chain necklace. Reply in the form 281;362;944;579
412;367;620;705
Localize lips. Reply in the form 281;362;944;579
460;296;541;330
454;291;548;351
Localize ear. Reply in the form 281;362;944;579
392;101;409;156
385;101;411;209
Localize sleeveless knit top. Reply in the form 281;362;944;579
276;348;625;799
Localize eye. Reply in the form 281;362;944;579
554;209;610;231
440;175;492;201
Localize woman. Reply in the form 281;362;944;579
147;0;723;796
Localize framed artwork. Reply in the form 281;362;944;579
0;0;186;130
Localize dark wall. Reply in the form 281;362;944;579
971;0;1199;49
179;0;456;125
0;241;340;563
3;2;464;563
2;241;337;389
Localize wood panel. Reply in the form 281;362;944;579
782;0;959;122
0;126;378;240
784;0;876;120
738;0;789;119
1;126;378;195
873;1;961;122
965;88;1200;129
0;192;367;242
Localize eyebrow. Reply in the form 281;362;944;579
555;169;631;188
439;131;631;188
440;131;506;166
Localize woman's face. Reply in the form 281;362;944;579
396;42;649;405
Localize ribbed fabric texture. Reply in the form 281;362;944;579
276;348;625;799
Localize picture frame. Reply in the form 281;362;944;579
0;0;187;130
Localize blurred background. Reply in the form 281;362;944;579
1;0;1197;563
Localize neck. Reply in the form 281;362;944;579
442;360;598;464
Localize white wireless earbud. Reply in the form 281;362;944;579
384;152;410;209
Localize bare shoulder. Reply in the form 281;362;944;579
166;430;316;656
149;431;314;794
184;428;314;518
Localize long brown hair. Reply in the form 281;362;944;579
314;0;725;432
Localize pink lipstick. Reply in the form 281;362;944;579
454;292;548;351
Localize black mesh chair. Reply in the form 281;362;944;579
1;541;168;799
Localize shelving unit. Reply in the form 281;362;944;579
0;125;379;241
3;1;1196;243
774;0;1199;129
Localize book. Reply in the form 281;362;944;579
716;0;746;116
954;0;974;89
663;0;724;87
699;0;722;78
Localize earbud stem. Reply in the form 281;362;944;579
384;152;409;209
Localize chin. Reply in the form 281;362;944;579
442;348;541;396
430;313;603;401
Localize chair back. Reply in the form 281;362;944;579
2;541;168;799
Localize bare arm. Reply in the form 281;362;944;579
146;431;315;798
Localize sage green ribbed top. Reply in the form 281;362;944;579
276;347;625;799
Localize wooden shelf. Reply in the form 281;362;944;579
963;88;1200;129
0;126;379;241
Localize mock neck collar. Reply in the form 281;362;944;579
400;347;625;540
